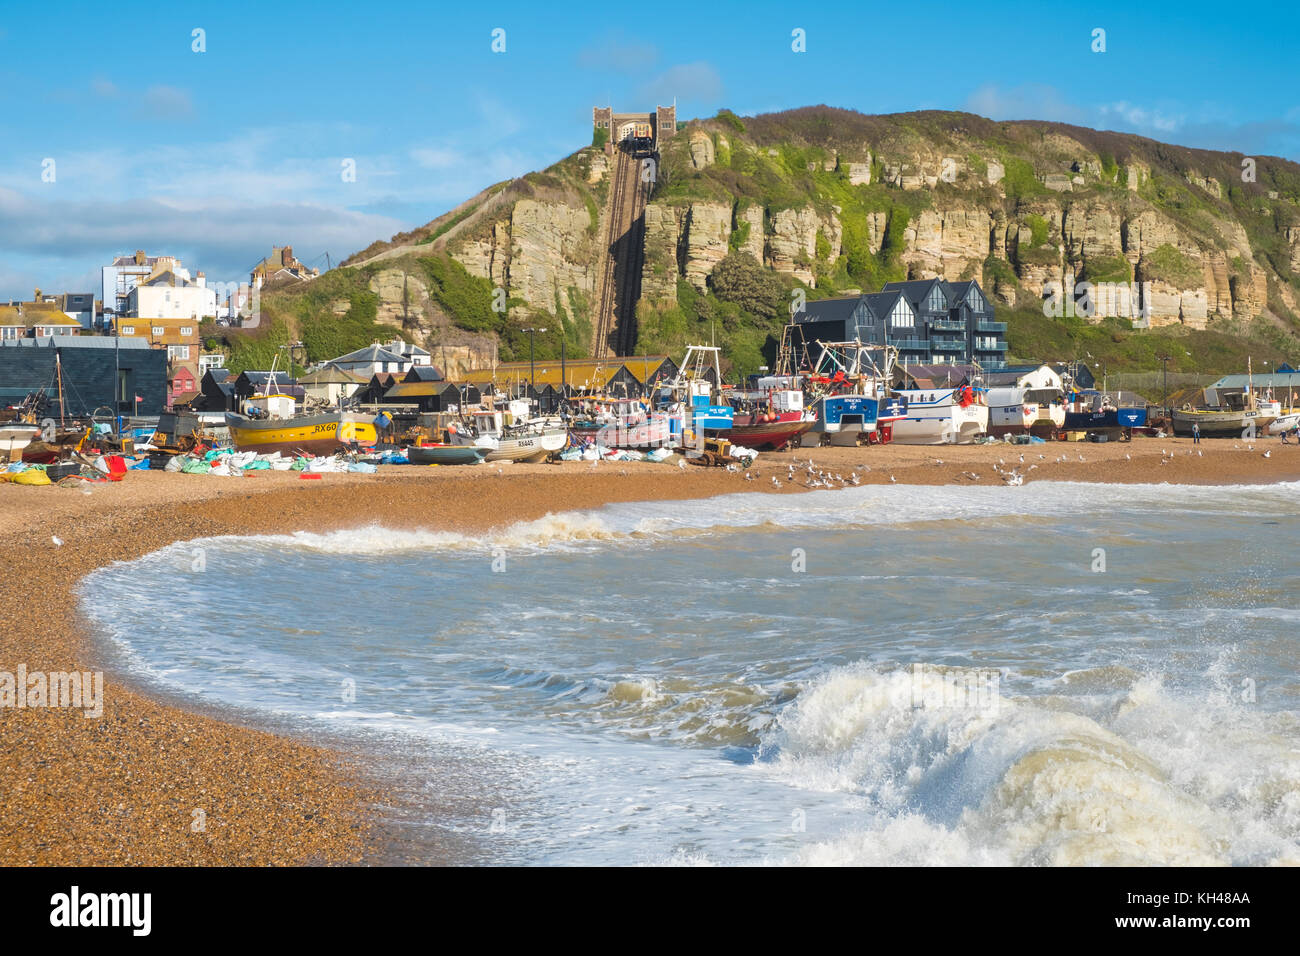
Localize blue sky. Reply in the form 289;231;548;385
1;0;1297;300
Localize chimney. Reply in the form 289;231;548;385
33;288;41;301
134;249;146;265
196;271;206;288
282;246;293;265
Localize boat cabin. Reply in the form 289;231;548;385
241;393;295;420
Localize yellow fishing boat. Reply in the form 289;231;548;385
225;393;378;455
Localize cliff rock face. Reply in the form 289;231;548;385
344;109;1299;357
735;204;765;263
682;202;732;290
456;199;595;318
688;131;715;170
641;203;687;303
766;206;821;285
904;208;990;279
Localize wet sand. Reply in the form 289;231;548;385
1;435;1296;865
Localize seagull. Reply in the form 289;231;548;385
1004;472;1023;486
1028;464;1038;471
1019;454;1025;463
889;475;896;483
1038;454;1045;460
1263;450;1272;458
744;472;754;481
51;535;63;547
772;477;782;488
1197;450;1203;457
1125;453;1131;460
677;459;686;470
1078;454;1086;462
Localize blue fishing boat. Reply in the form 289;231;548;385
804;394;880;446
407;443;488;465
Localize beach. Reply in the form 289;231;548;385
3;434;1298;866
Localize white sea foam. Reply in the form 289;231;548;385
135;479;1300;561
762;662;1300;866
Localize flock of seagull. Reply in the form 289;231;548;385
593;440;1278;490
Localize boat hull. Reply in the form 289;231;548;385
890;407;989;444
455;428;567;462
1172;409;1267;438
225;411;379;455
713;417;813;450
408;444;488;465
568;416;673;449
0;424;40;459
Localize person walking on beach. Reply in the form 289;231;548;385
1192;423;1201;445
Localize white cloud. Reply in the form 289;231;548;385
138;85;194;121
1098;101;1183;134
964;83;1085;124
410;147;466;170
0;186;402;293
577;33;659;73
637;62;723;106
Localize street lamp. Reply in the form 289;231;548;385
1157;354;1171;421
522;327;547;401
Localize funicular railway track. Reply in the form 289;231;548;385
592;144;650;359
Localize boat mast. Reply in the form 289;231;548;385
55;349;66;425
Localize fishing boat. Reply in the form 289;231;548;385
799;340;896;447
890;383;989;444
661;345;814;450
1172;360;1276;438
448;406;567;462
407;443;488;465
565;396;674;449
986;385;1066;437
717;384;814;450
226;393;379;455
1267;413;1300;435
0;421;41;461
225;348;380;455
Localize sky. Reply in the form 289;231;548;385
1;0;1297;301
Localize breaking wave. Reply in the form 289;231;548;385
760;663;1300;866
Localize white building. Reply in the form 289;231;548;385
102;250;175;322
124;267;218;320
383;338;431;367
326;343;412;376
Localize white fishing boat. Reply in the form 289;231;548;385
0;421;41;460
450;406;566;462
890;384;988;444
985;385;1066;437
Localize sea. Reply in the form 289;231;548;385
80;480;1300;865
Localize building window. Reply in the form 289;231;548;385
889;298;914;328
968;286;985;313
121;326;135;335
926;286;947;312
152;326;164;335
168;345;190;360
0;327;17;340
181;326;193;336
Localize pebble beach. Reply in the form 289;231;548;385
2;435;1297;865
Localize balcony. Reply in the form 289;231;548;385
975;320;1007;333
889;337;929;351
930;336;966;351
975;341;1008;352
929;318;966;332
